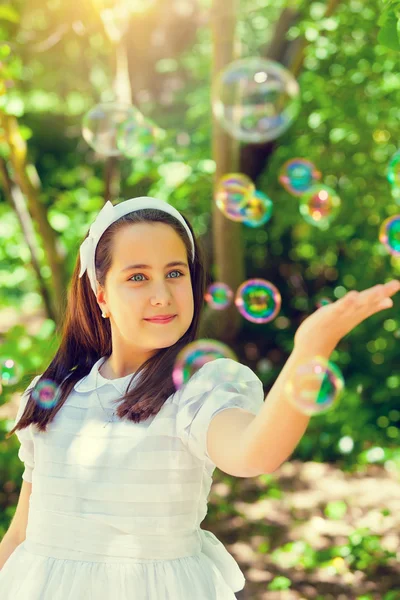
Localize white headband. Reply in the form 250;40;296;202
78;196;196;297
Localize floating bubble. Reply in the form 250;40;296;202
316;297;332;309
172;339;238;390
279;158;322;196
32;379;62;410
299;185;341;229
242;190;274;228
284;357;344;416
215;173;255;222
82;102;144;156
379;215;400;256
204;282;234;310
213;57;301;143
390;186;400;205
235;279;281;324
117;119;165;158
0;358;23;386
387;150;400;187
256;358;273;374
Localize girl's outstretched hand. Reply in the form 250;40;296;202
294;279;400;350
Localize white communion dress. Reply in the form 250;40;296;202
0;357;265;599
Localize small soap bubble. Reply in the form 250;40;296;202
316;297;332;309
279;158;322;196
215;173;255;222
172;339;238;390
235;279;281;324
82;102;143;156
0;358;23;386
379;215;400;257
284;357;344;416
242;190;273;228
299;184;341;228
213;57;301;143
256;358;273;374
204;283;234;310
32;379;61;410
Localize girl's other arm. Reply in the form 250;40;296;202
0;480;32;570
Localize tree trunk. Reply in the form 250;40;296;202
198;0;245;345
1;114;67;322
0;158;57;321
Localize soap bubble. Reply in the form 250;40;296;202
379;215;400;256
235;279;281;324
0;358;23;386
32;379;62;410
242;190;273;228
215;173;255;222
299;184;341;228
82;102;143;156
387;150;400;187
279;158;321;196
172;339;238;390
204;283;234;310
117;119;165;158
213;57;301;143
386;151;400;204
284;357;344;416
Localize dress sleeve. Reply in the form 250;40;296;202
175;358;265;463
14;375;41;483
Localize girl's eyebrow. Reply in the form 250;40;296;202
121;261;189;272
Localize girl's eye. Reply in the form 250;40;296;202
129;270;184;283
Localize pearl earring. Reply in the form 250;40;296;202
101;312;108;318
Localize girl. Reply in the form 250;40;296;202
0;196;399;599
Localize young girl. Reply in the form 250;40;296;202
0;196;399;599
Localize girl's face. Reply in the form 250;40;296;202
97;222;194;366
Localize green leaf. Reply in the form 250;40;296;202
378;8;400;51
0;5;19;23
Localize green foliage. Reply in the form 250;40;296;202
378;0;400;50
0;7;399;594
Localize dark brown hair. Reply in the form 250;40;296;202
7;207;207;437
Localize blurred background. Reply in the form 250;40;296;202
0;0;400;598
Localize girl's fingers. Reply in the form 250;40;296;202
384;280;400;297
336;280;400;319
357;280;400;307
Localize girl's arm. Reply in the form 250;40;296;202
238;280;400;474
0;531;21;570
0;479;32;570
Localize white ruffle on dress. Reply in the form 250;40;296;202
0;357;265;599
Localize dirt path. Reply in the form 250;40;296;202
208;461;400;599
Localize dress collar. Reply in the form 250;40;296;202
73;357;141;395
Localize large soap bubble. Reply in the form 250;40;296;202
172;339;238;390
235;279;281;324
299;184;341;229
379;215;400;256
279;158;321;197
215;173;255;222
242;190;273;228
213;57;301;143
82;102;144;156
284;357;344;416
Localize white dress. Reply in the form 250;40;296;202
0;357;265;599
